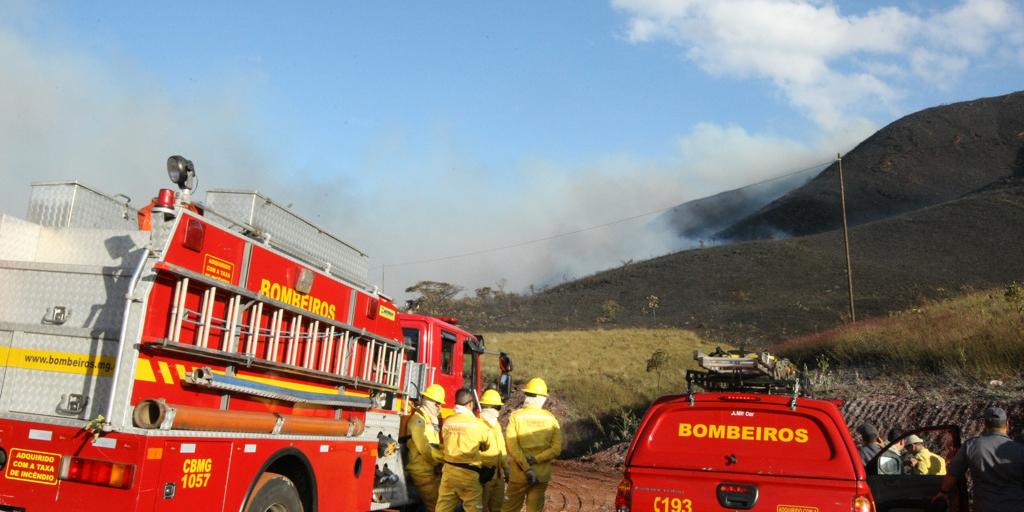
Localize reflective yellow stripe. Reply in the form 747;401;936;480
0;347;114;377
222;371;349;396
132;357;379;399
135;359;157;382
157;361;174;384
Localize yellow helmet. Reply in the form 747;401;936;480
421;384;446;404
480;389;504;407
523;377;548;397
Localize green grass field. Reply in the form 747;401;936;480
774;285;1024;379
482;328;723;423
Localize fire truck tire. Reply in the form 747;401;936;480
244;472;304;512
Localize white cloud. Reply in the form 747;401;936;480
909;48;969;87
927;0;1024;54
613;0;1024;128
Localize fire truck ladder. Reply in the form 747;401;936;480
156;264;405;401
685;349;810;410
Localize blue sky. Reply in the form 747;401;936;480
1;1;1022;297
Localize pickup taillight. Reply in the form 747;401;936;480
614;477;632;512
853;495;875;512
60;456;135;489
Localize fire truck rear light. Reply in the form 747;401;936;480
183;218;205;252
60;456;135;489
719;395;761;402
853;495;874;512
614;477;632;512
717;482;758;509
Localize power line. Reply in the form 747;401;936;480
375;159;834;269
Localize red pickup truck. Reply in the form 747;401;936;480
615;352;964;512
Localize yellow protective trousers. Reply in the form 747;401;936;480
435;464;484;512
500;479;547;512
482;470;505;512
409;469;440;512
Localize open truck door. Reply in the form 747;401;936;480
469;335;512;399
866;425;967;512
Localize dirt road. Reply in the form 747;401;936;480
542;460;621;512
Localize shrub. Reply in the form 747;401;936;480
597;300;622;324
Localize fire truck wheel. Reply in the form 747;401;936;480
244;471;304;512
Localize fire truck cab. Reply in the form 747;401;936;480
0;156;510;512
399;314;511;412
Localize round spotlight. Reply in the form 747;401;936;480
166;155;195;190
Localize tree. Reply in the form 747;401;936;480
646;350;670;392
642;294;661;319
597;300;621;324
404;281;463;313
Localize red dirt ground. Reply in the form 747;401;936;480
544;460;621;512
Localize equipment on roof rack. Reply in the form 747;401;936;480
685;348;811;410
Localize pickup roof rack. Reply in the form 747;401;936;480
685;348;812;409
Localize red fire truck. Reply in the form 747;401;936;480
616;350;965;512
0;156;509;511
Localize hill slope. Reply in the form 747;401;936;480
721;91;1024;241
658;166;819;240
457;179;1024;341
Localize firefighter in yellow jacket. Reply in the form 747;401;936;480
436;388;496;512
479;389;509;512
502;378;562;512
407;384;446;512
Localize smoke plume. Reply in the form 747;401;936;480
0;21;871;301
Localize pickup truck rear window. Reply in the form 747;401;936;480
629;400;857;479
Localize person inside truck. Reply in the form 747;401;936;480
856;423;884;465
877;429;906;475
905;434;947;475
935;406;1024;511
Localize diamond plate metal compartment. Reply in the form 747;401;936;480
0;215;41;261
0;262;135;333
0;329;116;419
28;181;139;230
1;214;148;266
204;189;370;287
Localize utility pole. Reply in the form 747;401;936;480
837;153;856;322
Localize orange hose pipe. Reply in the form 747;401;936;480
132;399;365;437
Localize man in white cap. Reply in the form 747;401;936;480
934;406;1024;511
905;434;946;475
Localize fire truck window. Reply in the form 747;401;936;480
441;331;456;374
462;341;476;389
402;327;421;363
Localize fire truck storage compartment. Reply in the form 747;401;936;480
0;215;149;419
28;181;139;230
204;189;370;288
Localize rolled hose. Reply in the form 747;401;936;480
132;399;365;437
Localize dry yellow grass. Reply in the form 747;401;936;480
775;285;1024;379
482;328;724;421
